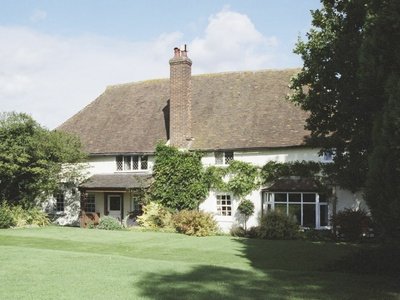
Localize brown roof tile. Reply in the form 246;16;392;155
80;174;151;190
57;69;309;154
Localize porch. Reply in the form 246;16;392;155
78;174;151;227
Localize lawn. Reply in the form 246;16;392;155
0;227;398;300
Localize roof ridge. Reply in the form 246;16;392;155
192;67;300;78
105;68;301;90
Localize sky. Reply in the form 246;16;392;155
0;0;321;129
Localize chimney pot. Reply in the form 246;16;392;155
174;47;181;57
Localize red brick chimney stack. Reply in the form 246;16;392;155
169;45;192;149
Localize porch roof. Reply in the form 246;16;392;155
80;174;152;190
262;177;320;192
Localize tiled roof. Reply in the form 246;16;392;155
262;177;320;192
58;69;309;154
80;174;151;190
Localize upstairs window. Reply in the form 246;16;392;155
215;151;234;165
116;155;148;171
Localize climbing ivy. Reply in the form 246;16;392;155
205;160;260;199
260;160;322;184
149;143;208;210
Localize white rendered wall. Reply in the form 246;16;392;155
335;189;368;213
85;155;155;175
200;148;360;233
54;149;366;230
201;148;325;167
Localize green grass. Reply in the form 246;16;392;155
0;227;398;300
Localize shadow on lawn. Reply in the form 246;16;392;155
136;238;400;300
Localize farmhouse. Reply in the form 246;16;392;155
52;47;366;231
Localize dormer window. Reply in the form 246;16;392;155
215;151;234;165
116;155;148;171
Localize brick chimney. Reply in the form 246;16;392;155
169;45;192;149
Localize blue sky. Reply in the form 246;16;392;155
0;0;321;128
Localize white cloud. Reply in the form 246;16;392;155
0;8;284;129
189;9;279;74
30;9;47;22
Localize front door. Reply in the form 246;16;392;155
107;195;122;221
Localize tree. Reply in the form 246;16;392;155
0;112;86;207
290;0;369;192
149;143;208;210
362;0;400;238
290;0;400;237
237;199;255;232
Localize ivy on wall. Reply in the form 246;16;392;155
149;143;209;210
150;142;334;212
205;160;260;199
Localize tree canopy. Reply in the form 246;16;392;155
290;0;400;237
0;112;86;207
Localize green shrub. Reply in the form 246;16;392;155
331;209;372;241
230;224;246;237
0;202;16;228
301;229;333;241
0;202;49;228
10;205;50;227
27;207;50;226
247;226;260;238
258;210;300;240
137;202;173;229
97;216;123;230
173;210;218;237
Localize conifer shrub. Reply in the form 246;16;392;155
173;210;218;237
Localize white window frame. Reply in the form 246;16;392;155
116;155;148;171
263;192;329;229
214;151;234;165
216;194;233;216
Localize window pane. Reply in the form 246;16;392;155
124;156;131;170
132;156;139;170
289;193;301;203
109;197;121;210
320;204;328;226
288;204;301;225
55;192;64;212
216;194;232;216
84;193;96;213
319;193;328;203
215;152;223;165
140;156;148;169
303;204;316;228
225;151;234;164
303;193;316;203
116;156;123;171
275;193;287;202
